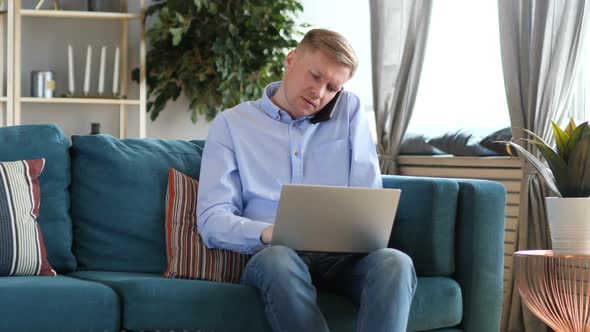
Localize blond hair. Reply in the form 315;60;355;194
297;29;358;78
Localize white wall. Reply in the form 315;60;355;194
15;0;372;140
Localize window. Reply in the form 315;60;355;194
407;1;510;137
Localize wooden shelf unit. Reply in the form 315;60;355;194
4;0;147;138
21;97;140;105
20;9;139;20
0;4;8;127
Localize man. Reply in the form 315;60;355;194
197;29;417;332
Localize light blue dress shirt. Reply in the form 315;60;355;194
196;82;382;254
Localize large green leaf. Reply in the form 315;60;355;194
521;128;552;147
564;117;577;136
518;128;568;189
523;138;569;195
169;27;183;46
564;122;589;162
551;121;569;159
581;123;590;139
567;136;590;197
504;141;562;197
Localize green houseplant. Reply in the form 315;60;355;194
505;118;590;198
505;118;590;254
136;0;305;122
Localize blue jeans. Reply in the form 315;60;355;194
240;245;417;332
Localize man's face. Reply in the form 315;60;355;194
277;48;351;120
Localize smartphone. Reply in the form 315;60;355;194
311;89;342;124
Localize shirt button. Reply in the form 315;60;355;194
294;151;299;156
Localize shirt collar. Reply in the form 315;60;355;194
260;82;314;124
260;82;283;121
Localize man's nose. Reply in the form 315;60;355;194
311;84;326;99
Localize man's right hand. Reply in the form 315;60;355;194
261;225;274;244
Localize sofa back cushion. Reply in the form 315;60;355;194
70;135;204;273
0;124;76;273
384;175;458;276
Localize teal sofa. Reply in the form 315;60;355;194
0;124;506;332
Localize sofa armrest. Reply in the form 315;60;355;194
382;175;505;332
454;179;505;332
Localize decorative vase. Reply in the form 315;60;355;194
31;70;55;98
546;197;590;255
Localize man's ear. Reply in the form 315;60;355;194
285;49;296;70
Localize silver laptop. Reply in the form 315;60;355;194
271;184;401;253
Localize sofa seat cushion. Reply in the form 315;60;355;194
0;124;75;273
316;277;462;332
0;275;119;332
408;277;462;331
69;270;271;332
69;271;461;332
70;135;205;273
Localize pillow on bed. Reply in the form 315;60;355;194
428;130;497;156
480;127;514;156
399;133;446;155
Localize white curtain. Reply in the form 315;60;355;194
370;0;432;174
498;1;589;331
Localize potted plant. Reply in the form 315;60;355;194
505;118;590;254
134;0;305;123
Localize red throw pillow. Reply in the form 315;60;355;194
0;159;56;276
164;168;249;283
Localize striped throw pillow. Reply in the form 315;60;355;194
164;168;249;283
0;159;56;276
